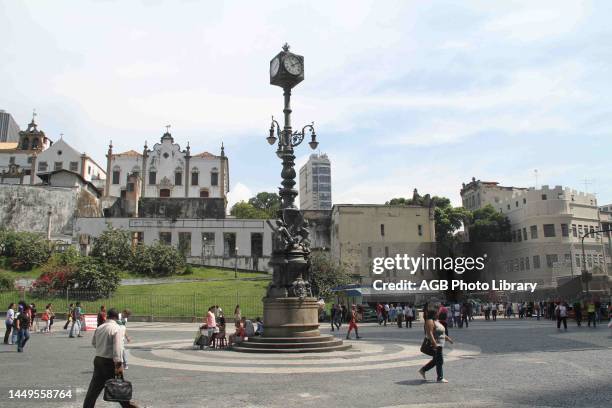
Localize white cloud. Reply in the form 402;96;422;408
226;182;253;212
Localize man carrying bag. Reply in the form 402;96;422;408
83;308;139;408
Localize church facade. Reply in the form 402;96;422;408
104;130;229;201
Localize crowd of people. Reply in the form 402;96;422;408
3;301;58;352
194;304;264;349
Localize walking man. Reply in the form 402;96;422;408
16;304;31;352
70;302;83;338
587;301;597;328
83;308;138;408
346;305;361;340
555;302;568;331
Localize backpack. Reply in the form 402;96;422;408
12;312;20;329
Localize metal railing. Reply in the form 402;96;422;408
0;289;263;321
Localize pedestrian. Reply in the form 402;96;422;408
437;304;449;336
389;303;397;323
418;303;454;383
586;300;597;328
345;305;361;340
83;308;138;408
333;304;342;330
70;302;83;338
30;303;38;332
453;303;461;327
97;305;107;327
460;303;469;328
206;306;217;347
330;304;337;331
63;303;74;331
376;302;383;325
117;309;131;369
534;302;541;321
396;304;404;328
404;304;414;328
234;304;241;323
492;304;498;321
4;303;16;344
16;303;32;352
574;301;582;327
484;303;490;321
555;302;568;331
383;303;389;326
42;303;54;333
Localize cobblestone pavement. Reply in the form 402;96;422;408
2;317;611;408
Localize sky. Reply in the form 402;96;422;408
1;0;611;208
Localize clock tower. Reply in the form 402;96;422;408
269;43;304;89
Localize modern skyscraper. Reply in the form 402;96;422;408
299;153;331;210
0;110;21;142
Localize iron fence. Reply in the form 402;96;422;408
0;289;264;321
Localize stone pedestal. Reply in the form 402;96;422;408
233;297;350;353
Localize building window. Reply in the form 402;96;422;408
515;201;519;207
53;162;62;171
561;224;569;237
541;194;547;200
132;231;144;246
149;171;156;185
178;232;192;257
223;232;236;257
159;232;172;245
418;224;423;236
525;257;530;270
523;198;526;204
210;171;218;186
522;228;527;241
533;255;541;269
202;232;215;256
251;232;263;258
27;156;33;164
127;182;134;192
367;246;372;258
25;170;31;175
517;230;522;242
520;258;524;271
545;254;558;268
191;169;199;186
31;139;39;149
175;171;183;186
511;230;516;242
572;224;577;237
200;189;209;198
380;224;385;236
543;224;556;237
88;166;91;175
530;225;538;239
112;170;120;185
69;161;78;172
159;188;170;198
21;138;29;150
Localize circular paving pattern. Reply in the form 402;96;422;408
125;338;481;374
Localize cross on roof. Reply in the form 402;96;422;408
165;124;171;133
32;109;37;122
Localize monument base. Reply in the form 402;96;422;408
233;297;351;353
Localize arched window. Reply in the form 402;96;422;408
191;167;199;186
210;167;219;186
200;189;209;198
131;166;140;179
112;166;121;185
148;167;157;185
31;138;39;149
21;138;29;150
160;188;170;198
175;167;183;186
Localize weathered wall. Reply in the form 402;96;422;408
0;184;101;238
139;197;226;219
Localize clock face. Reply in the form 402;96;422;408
283;55;302;75
270;57;280;77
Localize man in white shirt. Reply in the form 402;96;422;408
83;308;138;408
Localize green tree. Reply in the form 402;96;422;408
386;195;470;244
91;227;132;269
230;201;270;219
248;192;281;218
129;241;185;277
310;252;354;300
468;204;512;242
72;257;121;298
12;232;52;270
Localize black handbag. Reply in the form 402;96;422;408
104;375;132;402
420;337;435;356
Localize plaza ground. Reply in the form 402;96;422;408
2;317;611;408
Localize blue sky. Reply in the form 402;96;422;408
1;0;611;207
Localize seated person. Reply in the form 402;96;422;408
255;317;263;336
228;321;246;346
244;317;255;338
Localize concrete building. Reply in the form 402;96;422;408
299;153;331;210
461;180;610;294
460;177;527;212
0;117;51;184
0;110;20;142
330;204;436;280
75;217;274;272
105;130;229;201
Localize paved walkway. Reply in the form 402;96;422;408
2;318;611;407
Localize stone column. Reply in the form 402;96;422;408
184;143;190;198
105;141;112;197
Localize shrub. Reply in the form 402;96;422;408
309;252;354;300
0;275;13;290
11;232;51;270
129;242;185;277
91;227;132;269
71;257;121;298
0;229;20;257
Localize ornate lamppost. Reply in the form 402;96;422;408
233;44;347;352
